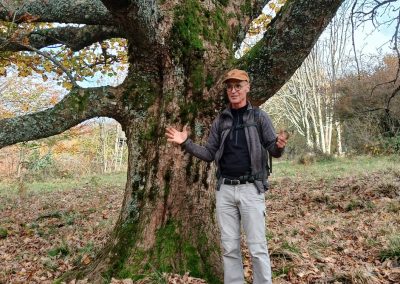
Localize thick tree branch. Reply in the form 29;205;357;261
0;86;121;149
101;0;160;50
237;0;344;104
0;0;116;25
0;25;123;52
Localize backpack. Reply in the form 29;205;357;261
218;107;273;177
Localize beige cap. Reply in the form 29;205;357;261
223;69;250;82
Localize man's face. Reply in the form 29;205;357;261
225;79;250;108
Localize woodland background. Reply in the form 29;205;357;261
0;0;400;283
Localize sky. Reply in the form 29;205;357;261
236;0;400;58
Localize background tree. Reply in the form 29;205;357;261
265;0;400;157
0;0;344;281
261;1;354;156
349;0;400;128
336;55;400;154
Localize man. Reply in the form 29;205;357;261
165;69;288;284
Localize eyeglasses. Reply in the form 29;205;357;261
225;82;247;91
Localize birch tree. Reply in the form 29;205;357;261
265;1;352;155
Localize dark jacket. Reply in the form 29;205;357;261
182;102;283;193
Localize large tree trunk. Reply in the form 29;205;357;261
62;59;227;282
113;78;222;282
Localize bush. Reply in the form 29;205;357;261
315;152;336;163
25;150;61;181
382;135;400;154
297;152;316;165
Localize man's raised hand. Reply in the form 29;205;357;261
165;125;189;145
276;130;289;149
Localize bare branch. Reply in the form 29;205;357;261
236;0;344;104
0;85;121;149
351;0;361;79
18;43;77;85
0;25;124;52
386;83;400;110
0;0;116;25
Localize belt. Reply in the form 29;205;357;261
222;177;255;185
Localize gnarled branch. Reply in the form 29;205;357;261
238;0;344;104
0;0;115;25
0;86;121;149
101;0;160;50
0;25;124;52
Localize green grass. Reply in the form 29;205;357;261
48;242;70;257
271;155;400;181
0;172;127;197
1;155;398;197
281;241;300;254
380;235;400;261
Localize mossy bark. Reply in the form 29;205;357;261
59;63;225;282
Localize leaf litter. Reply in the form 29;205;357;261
0;168;399;283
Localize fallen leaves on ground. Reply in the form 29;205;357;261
0;184;123;284
1;168;399;283
261;168;400;283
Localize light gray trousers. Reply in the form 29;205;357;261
216;183;272;284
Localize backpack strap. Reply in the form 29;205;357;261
253;107;272;175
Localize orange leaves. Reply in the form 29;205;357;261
53;140;80;155
0;19;128;89
48;94;58;105
43;61;53;73
80;254;91;265
0;72;65;120
18;68;32;77
268;2;276;11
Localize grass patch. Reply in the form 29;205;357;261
345;199;365;211
272;155;400;181
281;241;300;254
0;172;127;197
386;201;400;213
48;242;70;258
380;235;400;261
0;226;8;238
272;265;291;278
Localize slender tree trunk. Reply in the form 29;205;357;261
336;120;344;156
99;119;108;173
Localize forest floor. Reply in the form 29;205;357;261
0;156;399;283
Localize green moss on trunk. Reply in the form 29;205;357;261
170;0;232;100
116;221;221;283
